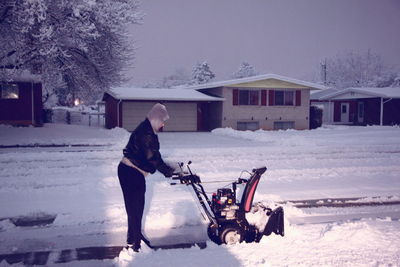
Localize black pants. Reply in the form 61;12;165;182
117;162;146;248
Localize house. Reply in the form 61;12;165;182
102;87;224;131
102;74;326;132
0;72;43;127
185;74;326;131
317;87;400;126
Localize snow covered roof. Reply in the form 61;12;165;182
0;69;41;83
182;73;327;91
320;87;400;100
104;87;224;101
310;88;339;100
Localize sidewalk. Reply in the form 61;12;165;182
0;123;128;147
0;243;207;265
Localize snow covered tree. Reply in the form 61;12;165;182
231;61;258;79
390;76;400;87
320;50;396;89
0;0;143;105
191;61;215;85
160;68;191;88
142;68;191;88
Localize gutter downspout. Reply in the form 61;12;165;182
117;99;122;128
380;98;393;126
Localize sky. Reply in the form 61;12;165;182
126;0;400;86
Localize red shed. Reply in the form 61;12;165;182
0;73;43;127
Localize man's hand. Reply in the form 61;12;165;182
163;166;175;178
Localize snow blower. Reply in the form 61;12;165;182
171;161;284;245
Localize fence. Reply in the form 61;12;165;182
50;108;105;127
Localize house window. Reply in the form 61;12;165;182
341;104;347;114
238;90;259;105
284;91;294;105
274;121;295;130
0;83;19;99
274;90;294;106
237;121;259;131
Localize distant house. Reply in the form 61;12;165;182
102;88;223;131
316;87;400;126
0;72;43;127
103;74;326;132
186;74;326;131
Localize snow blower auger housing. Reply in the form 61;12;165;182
171;162;284;245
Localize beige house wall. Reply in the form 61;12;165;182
122;101;197;132
221;87;311;130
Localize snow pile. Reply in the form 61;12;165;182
111;220;400;266
212;125;400;147
347;195;400;203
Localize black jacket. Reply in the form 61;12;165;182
123;118;174;177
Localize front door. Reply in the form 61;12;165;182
341;103;350;123
197;102;208;131
357;102;364;124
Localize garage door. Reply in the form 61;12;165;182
122;101;197;132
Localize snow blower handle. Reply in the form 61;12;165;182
252;166;267;175
171;173;201;185
170;161;196;185
170;171;185;185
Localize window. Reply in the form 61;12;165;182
239;90;249;105
275;91;284;105
342;104;347;113
284;91;294;105
238;90;259;105
0;83;19;99
274;121;295;130
274;90;294;106
237;121;259;131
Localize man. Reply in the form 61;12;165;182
118;103;175;253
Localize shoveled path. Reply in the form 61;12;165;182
0;243;207;265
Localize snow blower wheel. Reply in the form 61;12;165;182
220;225;244;245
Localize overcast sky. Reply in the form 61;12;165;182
126;0;400;86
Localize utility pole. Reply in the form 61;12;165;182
321;59;327;85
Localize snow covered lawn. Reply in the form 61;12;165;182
0;124;399;266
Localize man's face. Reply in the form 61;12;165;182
158;121;165;131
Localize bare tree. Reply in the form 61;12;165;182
320;50;396;89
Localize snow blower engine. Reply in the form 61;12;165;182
171;161;284;245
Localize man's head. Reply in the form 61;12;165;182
147;103;169;132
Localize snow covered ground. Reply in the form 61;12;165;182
0;124;400;266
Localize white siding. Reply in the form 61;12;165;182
122;101;197;132
163;102;197;132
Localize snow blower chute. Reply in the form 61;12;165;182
171;162;284;245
